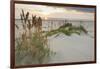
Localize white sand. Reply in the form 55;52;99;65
48;33;94;63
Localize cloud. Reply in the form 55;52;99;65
66;7;95;13
15;4;95;20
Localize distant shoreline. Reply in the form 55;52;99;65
15;19;94;22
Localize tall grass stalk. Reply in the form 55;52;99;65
15;10;54;65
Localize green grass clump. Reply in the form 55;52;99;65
45;23;88;37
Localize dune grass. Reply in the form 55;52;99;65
15;10;55;65
45;23;88;37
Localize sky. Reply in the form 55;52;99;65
15;3;95;20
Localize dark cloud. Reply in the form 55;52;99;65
43;5;95;13
65;7;95;13
46;5;95;13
